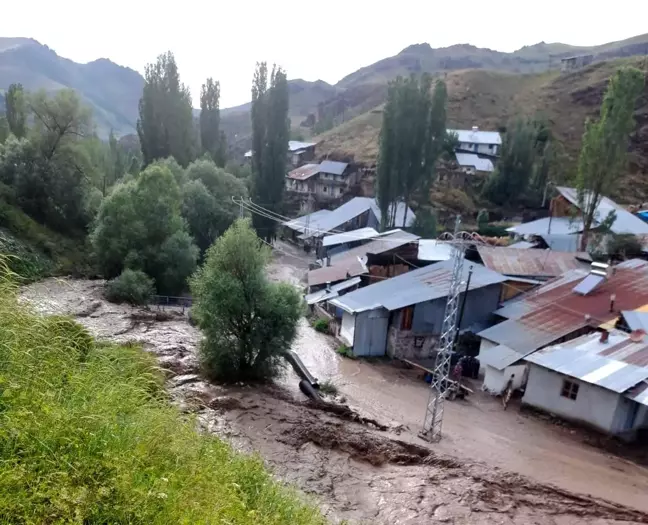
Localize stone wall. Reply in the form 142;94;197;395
386;325;438;360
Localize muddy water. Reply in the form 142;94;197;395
18;263;648;524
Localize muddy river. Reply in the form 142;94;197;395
19;243;648;524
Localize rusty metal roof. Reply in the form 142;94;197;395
476;246;590;279
479;260;648;356
287;163;320;181
308;257;367;287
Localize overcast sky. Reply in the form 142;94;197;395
4;0;648;108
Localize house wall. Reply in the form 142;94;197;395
340;311;356;347
352;308;390;357
501;280;538;301
483;364;527;394
458;142;499;156
386;323;438;359
522;365;622;433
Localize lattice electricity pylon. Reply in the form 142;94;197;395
421;216;466;442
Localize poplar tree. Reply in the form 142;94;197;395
576;67;644;250
250;63;289;242
137;52;196;167
376;75;447;229
200;78;225;166
5;83;27;138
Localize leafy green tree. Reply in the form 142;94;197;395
106;130;126;194
377;76;447;229
150;156;187;187
5;83;27;138
91;164;198;294
199;78;226;166
137;51;197;167
483;117;538;206
183;159;248;254
0;116;9;144
190;219;302;381
577;67;644;250
607;233;643;261
250;63;290;241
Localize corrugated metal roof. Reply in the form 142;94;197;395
507;217;585;236
622;311;648;333
288;140;317;152
283;209;332;233
480;260;648;355
287;163;320;181
322;227;379;247
319;160;348;176
304;276;362;305
329;230;419;265
540;234;583;253
509;241;536;249
330;260;506;314
308;257;367;287
476;246;590;279
417;240;456;262
556;186;648;236
448;128;502;145
525;331;648;404
479;344;523;370
300;197;416;240
455;152;494;172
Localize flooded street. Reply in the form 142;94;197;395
18;246;648;524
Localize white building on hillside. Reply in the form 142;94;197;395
449;126;502;156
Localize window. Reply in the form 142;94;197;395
401;306;414;331
488;144;494;150
560;379;579;400
323;186;327;192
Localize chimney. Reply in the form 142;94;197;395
599;330;609;343
325;281;332;292
609;293;616;313
326;255;331;267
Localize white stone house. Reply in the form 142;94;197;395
448;127;502;157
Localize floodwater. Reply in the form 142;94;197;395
18;248;648;524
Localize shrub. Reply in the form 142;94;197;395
105;269;155;305
312;318;329;333
0;268;324;524
336;344;354;359
319;380;338;396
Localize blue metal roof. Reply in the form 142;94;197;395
329;230;419;265
622;311;648;333
507;217;585;236
322;227;379;247
330;260;506;313
283;209;332;233
319;160;348;176
304;276;362;305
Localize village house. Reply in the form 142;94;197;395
454;152;494;174
319;227;379;260
560;54;594;72
330;260;506;359
477;259;648;395
285;161;358;201
523;329;648;440
245;140;317;167
448;127;502;157
507;186;648;253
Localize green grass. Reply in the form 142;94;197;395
312;318;329;333
0;265;325;524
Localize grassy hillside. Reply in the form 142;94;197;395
0;38;143;137
0;273;324;523
316;57;648;203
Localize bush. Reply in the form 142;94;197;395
336;344;354;359
105;269;155;305
312;318;329;333
0;271;324;524
319;380;339;396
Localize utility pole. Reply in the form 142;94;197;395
421;216;466;442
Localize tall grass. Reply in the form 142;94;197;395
0;264;325;524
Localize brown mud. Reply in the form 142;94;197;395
19;266;648;524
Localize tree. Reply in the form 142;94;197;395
183;159;247;254
410;207;437;238
199;78;226;166
576;67;644;250
483;117;538;206
477;209;489;231
190;219;302;381
107;130;126;194
250;63;290;241
137;51;197;167
5;83;27;138
91;164;198;294
377;76;447;229
607;233;643;261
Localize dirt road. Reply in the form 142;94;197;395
18;253;648;523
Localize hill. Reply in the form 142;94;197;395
316;56;648;203
221;33;648;157
0;37;144;137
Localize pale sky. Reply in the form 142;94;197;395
3;0;648;108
